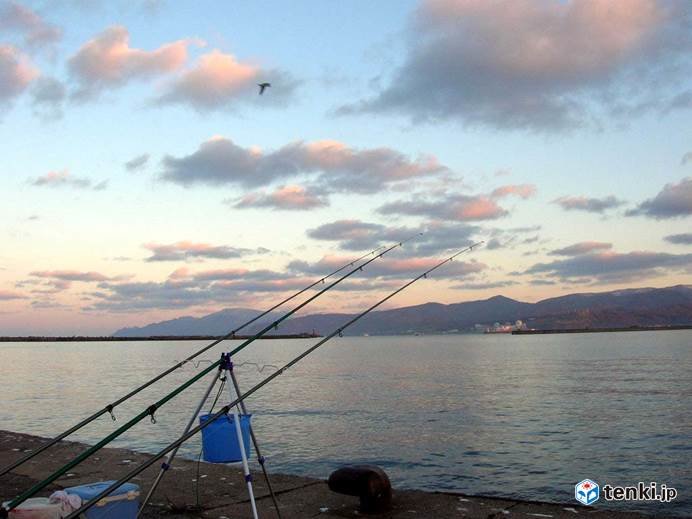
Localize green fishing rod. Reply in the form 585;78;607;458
0;244;388;480
3;235;420;513
59;241;483;519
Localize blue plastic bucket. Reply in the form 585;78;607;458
199;413;252;463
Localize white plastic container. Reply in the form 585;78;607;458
2;498;62;519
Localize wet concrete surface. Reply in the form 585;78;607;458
0;431;670;518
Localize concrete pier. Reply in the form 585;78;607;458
0;431;667;518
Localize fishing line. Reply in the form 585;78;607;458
232;361;281;374
0;243;390;479
3;235;421;512
61;242;483;519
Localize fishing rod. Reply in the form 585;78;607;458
0;244;389;480
59;241;483;519
3;235;421;512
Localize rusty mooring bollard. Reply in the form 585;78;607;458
328;465;392;514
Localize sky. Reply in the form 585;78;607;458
0;0;691;335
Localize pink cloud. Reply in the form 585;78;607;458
0;289;27;300
352;256;487;278
0;1;62;50
30;170;91;188
301;140;446;184
289;254;360;272
181;268;249;281
68;25;192;96
158;49;260;109
0;44;38;102
28;270;110;291
33;170;68;184
526;248;692;282
340;0;689;130
554;195;624;213
491;184;536;199
550;241;613;256
379;193;508;221
213;278;313;292
143;241;266;262
290;253;486;279
168;267;191;280
452;196;506;220
377;183;535;223
627;177;692;219
423;0;662;78
234;185;328;210
30;270;111;282
163;136;445;195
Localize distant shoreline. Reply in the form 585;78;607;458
512;325;692;335
0;332;322;342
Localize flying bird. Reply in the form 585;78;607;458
258;82;271;95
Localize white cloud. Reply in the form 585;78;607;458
339;0;692;131
627;177;692;219
0;1;62;51
161;137;446;195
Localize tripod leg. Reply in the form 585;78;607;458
225;367;259;519
229;368;282;518
137;369;220;517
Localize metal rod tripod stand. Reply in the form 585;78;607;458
137;352;282;518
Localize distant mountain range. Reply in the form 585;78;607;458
114;308;278;337
113;285;692;337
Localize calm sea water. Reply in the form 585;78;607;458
1;332;690;516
